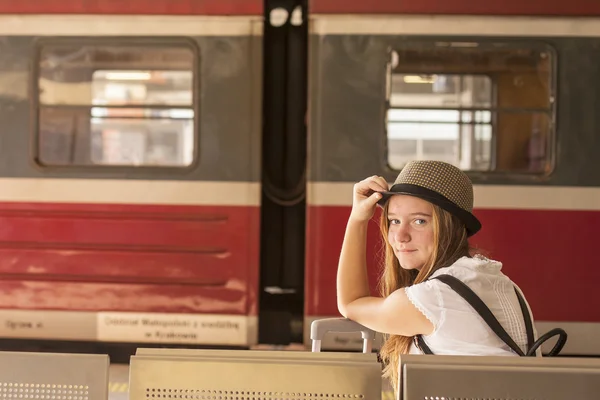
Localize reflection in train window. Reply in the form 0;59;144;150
386;42;554;174
37;43;196;167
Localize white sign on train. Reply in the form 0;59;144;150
0;309;96;341
97;312;249;345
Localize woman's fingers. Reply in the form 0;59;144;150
350;175;389;221
373;175;389;192
355;176;388;197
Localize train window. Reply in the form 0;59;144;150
386;42;554;174
36;42;196;168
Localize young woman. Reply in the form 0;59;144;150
336;160;539;393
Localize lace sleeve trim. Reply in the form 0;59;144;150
404;285;441;335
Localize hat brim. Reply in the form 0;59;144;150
376;183;481;237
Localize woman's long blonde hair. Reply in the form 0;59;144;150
377;200;473;395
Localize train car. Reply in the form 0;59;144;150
0;0;599;357
0;0;265;349
305;0;600;354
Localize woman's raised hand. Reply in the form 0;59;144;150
349;175;389;222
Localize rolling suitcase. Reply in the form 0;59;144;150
310;317;376;353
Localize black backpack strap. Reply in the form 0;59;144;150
413;274;568;357
514;286;534;351
415;334;434;355
512;286;568;356
422;274;526;356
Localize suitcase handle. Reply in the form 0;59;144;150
310;318;376;353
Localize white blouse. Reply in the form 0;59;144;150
405;255;540;356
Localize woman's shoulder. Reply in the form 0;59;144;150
430;254;508;282
405;255;514;305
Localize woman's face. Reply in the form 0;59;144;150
386;195;435;271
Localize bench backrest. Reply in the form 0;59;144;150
399;354;600;400
0;351;109;400
130;348;382;400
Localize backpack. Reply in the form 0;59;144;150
414;274;568;357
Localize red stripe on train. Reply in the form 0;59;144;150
0;0;263;15
310;0;600;16
305;206;600;322
0;202;260;315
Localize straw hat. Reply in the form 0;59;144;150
377;160;481;236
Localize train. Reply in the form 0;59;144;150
0;0;598;356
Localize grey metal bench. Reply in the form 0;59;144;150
310;317;600;399
129;347;382;400
399;353;600;400
309;318;376;353
0;351;109;400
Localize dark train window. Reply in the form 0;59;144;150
386;41;554;174
36;42;196;167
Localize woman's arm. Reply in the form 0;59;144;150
336;217;371;317
336;175;386;317
343;289;434;337
335;176;434;337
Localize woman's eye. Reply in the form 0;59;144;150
415;219;426;225
389;219;400;225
